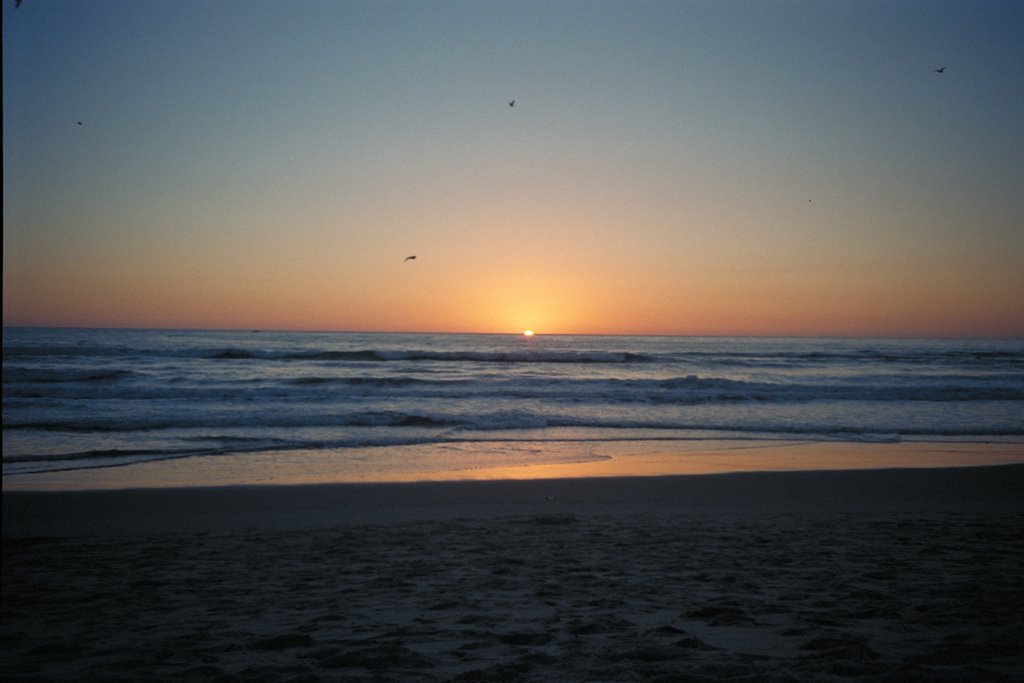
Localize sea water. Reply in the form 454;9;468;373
3;328;1023;485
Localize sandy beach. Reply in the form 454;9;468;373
4;465;1024;682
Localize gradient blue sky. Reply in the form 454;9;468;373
4;0;1023;336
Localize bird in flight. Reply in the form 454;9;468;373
404;255;416;262
508;99;515;107
77;121;82;125
934;67;946;74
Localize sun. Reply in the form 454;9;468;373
522;330;534;337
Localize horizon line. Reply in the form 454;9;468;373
3;323;1022;342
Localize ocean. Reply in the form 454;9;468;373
3;328;1023;487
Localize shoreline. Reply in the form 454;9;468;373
4;438;1024;494
5;462;1023;537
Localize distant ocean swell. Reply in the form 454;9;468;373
4;370;1023;403
5;404;1023;437
6;342;1023;367
4;329;1023;477
3;346;655;364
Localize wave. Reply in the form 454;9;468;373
285;375;460;387
7;403;1023;437
4;446;211;465
2;410;462;433
233;349;654;364
6;371;1022;403
0;344;656;365
211;348;258;360
2;367;134;383
192;350;1024;370
668;347;1024;366
7;339;1023;374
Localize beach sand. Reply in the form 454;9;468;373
4;466;1024;681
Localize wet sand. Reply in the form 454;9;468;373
4;466;1024;681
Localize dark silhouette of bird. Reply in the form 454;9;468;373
77;121;82;125
404;255;416;262
934;67;946;74
508;99;515;107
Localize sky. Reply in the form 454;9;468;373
4;0;1023;337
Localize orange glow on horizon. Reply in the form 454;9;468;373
4;3;1024;341
4;226;1023;338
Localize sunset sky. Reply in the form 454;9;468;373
4;0;1023;337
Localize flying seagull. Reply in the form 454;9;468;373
934;66;946;74
508;99;515;107
404;255;416;262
